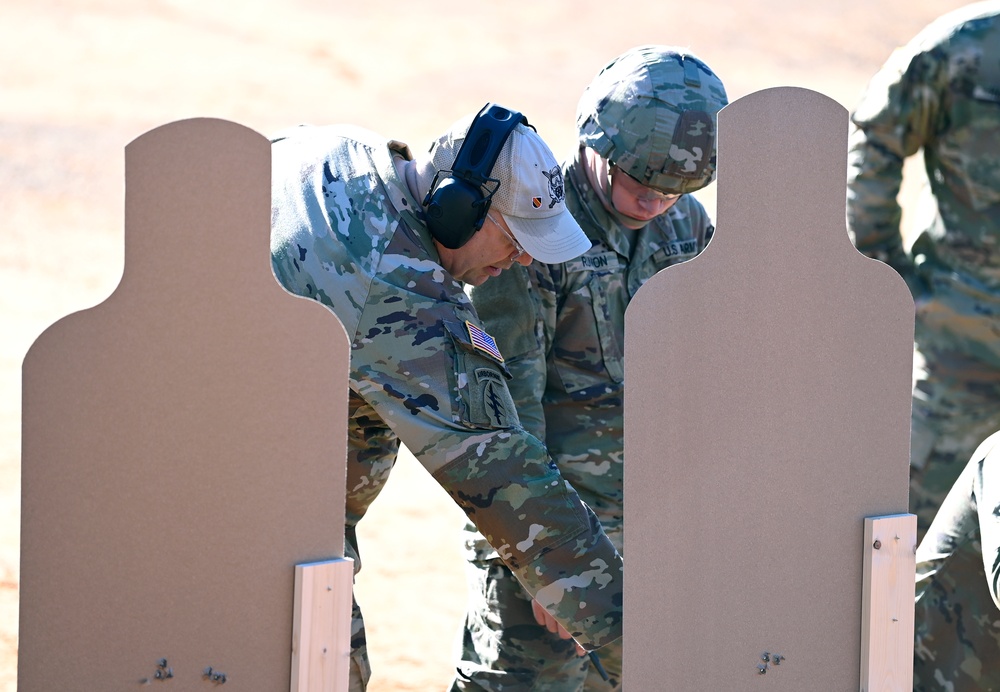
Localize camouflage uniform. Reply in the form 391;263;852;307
914;429;1000;691
269;122;623;689
846;1;1000;540
453;47;728;691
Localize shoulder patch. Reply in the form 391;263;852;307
474;368;515;427
474;367;504;384
465;321;505;363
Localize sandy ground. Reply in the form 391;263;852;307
0;0;974;689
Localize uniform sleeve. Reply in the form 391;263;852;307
847;42;947;276
914;454;979;601
432;431;622;648
470;264;555;443
354;268;622;649
976;441;1000;609
915;431;1000;607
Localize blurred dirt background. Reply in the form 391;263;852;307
0;0;973;689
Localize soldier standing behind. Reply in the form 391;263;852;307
452;47;728;690
846;1;1000;540
270;104;622;691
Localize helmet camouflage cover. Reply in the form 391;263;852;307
577;45;729;194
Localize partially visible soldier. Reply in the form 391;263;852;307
452;46;728;690
913;429;1000;691
846;1;1000;540
270;104;623;691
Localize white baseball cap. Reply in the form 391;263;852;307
426;112;591;264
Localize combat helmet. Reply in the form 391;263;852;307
577;45;728;195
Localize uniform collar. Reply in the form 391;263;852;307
565;148;687;265
378;139;439;258
565;149;644;260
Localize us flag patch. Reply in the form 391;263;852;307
466;321;504;362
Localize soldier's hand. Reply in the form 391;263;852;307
530;598;586;656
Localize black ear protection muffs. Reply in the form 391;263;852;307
423;103;528;249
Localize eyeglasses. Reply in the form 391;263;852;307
488;212;526;260
612;165;682;204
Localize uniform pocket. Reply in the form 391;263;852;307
590;279;625;382
552;276;624;394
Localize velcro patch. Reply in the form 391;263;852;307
474;368;516;428
566;251;622;274
664;109;714;179
466;321;504;363
657;238;700;260
475;368;504;385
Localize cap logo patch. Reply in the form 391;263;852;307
541;166;565;209
532;197;542;208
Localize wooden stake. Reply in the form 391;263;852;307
860;514;916;692
291;558;355;692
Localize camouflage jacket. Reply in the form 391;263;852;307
269;125;622;648
847;3;1000;368
470;146;715;550
914;429;1000;690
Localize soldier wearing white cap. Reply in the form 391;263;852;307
270;104;620;691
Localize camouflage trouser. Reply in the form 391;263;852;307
451;554;621;691
343;524;372;691
909;343;1000;541
348;595;372;691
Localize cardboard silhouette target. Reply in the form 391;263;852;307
19;119;352;690
624;88;915;689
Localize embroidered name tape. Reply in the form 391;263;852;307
466;321;504;362
566;251;621;273
657;238;699;260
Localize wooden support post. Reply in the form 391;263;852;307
860;514;917;692
291;558;355;692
